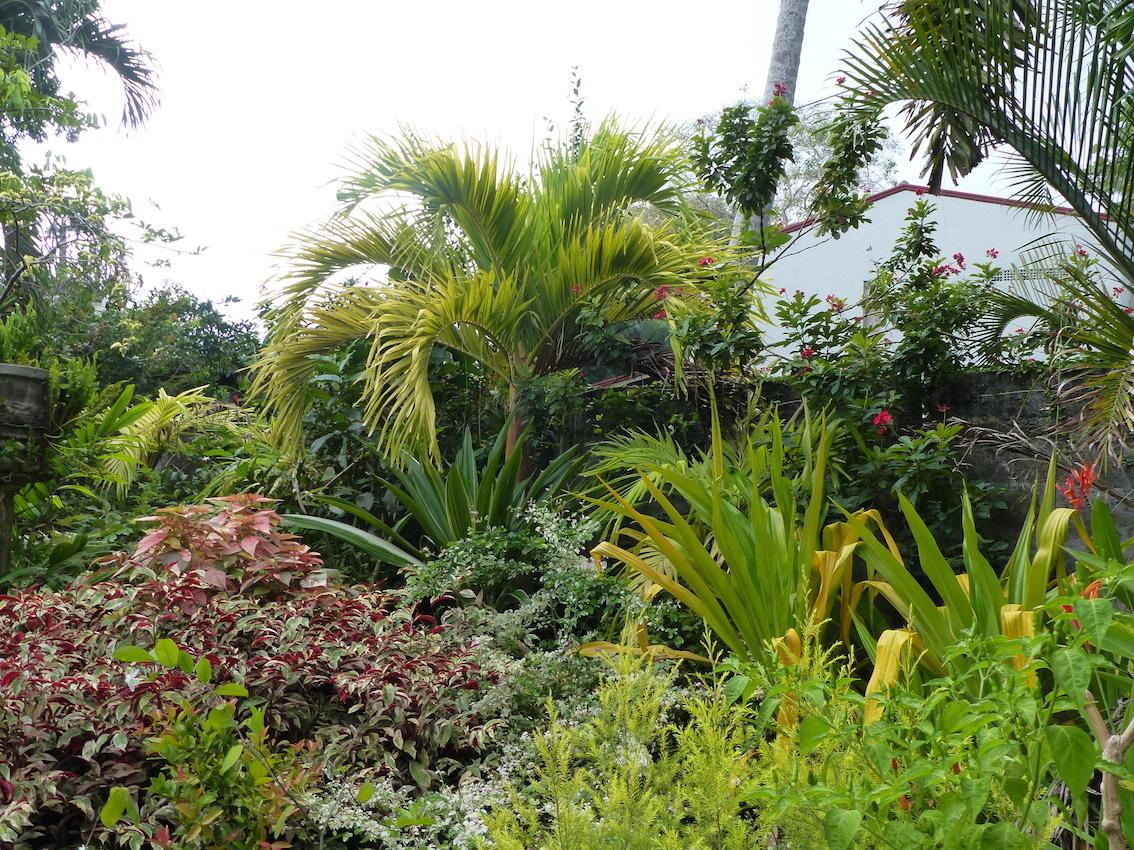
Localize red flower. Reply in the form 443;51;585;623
891;758;900;772
825;294;847;311
836;75;847;85
654;309;667;320
1062;604;1081;630
936;402;950;413
1058;463;1096;511
986;247;999;259
698;256;715;267
572;284;581;295
1015;327;1025;334
655;285;670;301
1076;244;1089;258
899;794;911;811
872;409;893;436
778;287;786;295
915;188;925;196
772;82;789;99
952;252;966;270
1113;287;1125;297
952;762;961;775
800;346;817;359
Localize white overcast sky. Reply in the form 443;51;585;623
28;0;1000;318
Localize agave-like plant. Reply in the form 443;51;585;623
846;458;1097;719
284;424;580;571
589;411;893;666
841;0;1134;456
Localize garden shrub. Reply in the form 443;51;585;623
727;632;1061;849
0;496;494;848
483;652;757;850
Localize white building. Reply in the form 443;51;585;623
765;182;1111;316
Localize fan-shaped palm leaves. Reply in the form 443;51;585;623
253;120;729;464
841;0;1134;456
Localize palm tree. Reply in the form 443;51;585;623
0;0;157;131
0;0;157;295
252;120;726;466
839;0;1134;458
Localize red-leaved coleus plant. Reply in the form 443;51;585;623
0;496;496;849
93;494;328;600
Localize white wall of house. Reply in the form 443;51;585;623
762;184;1110;340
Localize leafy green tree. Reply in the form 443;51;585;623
771;103;901;226
0;0;155;147
80;284;260;396
0;0;156;291
254;120;726;465
0;163;254;396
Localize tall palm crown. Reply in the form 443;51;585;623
841;0;1134;455
254;120;726;461
843;0;1134;279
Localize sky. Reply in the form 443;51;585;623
27;0;1000;318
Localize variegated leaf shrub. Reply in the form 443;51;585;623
0;496;495;848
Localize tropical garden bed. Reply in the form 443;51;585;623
3;1;1134;849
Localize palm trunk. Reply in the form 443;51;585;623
505;382;531;482
731;0;812;241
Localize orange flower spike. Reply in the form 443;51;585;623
1058;462;1096;511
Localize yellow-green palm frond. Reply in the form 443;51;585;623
95;388;241;498
339;130;534;273
269;212;455;325
251;284;384;459
256;270;529;463
529;219;731;372
356;270;529;460
536;118;691;221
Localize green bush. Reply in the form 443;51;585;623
483;653;759;850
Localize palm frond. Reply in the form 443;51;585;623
0;0;157;126
843;0;1134;282
67;12;156;127
92;388;238;498
338;131;533;273
255;119;733;462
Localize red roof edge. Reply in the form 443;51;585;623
781;182;1087;234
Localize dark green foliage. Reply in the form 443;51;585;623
693;95;799;220
810;110;890;237
78;284;260;397
673;275;764;376
286;424;581;572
